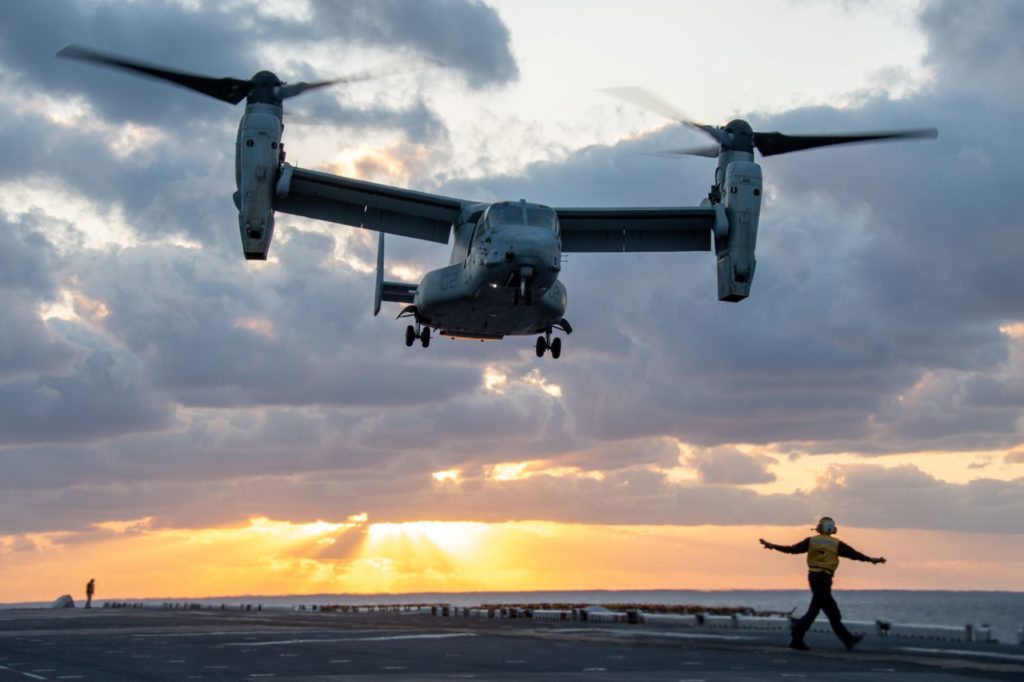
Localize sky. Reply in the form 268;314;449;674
1;0;1023;603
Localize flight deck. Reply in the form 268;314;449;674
1;607;1023;681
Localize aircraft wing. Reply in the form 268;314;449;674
274;164;464;244
556;207;716;252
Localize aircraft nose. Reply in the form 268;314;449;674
505;227;558;260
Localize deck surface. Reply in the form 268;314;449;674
1;608;1023;681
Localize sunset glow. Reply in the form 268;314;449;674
4;517;1024;604
2;0;1023;611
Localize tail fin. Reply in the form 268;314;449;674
375;231;385;316
374;231;417;316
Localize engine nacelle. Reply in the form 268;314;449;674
235;106;282;260
715;161;762;301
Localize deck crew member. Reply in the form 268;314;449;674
759;517;885;651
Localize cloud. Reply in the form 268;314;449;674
813;463;1024;534
1;1;1023;541
0;321;172;446
1;0;516;124
306;1;519;89
687;447;776;485
919;0;1024;108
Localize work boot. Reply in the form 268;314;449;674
845;634;864;651
788;639;810;651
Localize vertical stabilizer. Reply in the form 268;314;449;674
374;231;385;316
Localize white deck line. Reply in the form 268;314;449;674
553;627;752;641
898;647;1024;663
0;664;47;680
223;632;476;647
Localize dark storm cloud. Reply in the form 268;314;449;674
0;321;171;446
919;0;1024;107
0;215;58;296
306;0;519;89
0;0;516;124
0;297;76;381
0;215;76;378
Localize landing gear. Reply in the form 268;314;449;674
535;329;562;359
513;283;533;306
405;323;431;348
512;265;534;306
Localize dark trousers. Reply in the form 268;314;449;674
791;571;853;645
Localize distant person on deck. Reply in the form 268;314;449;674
759;517;885;652
85;578;95;609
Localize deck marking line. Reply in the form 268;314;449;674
224;632;474;647
898;647;1024;663
0;665;47;681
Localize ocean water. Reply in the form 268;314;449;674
5;590;1023;644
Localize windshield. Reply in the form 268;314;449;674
526;207;557;231
488;204;524;226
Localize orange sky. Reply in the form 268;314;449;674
3;516;1023;604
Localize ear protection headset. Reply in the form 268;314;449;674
815;517;837;535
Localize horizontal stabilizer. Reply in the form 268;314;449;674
382;281;417;304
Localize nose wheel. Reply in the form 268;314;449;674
405;324;431;348
512;265;534;306
535;330;562;359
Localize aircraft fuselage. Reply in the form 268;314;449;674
412;201;568;339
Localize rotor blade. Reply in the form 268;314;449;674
753;128;938;157
277;79;339;99
57;45;252;104
341;56;445;84
650;144;721;158
278;56;445;100
602;86;729;144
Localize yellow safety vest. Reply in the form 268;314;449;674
807;534;840;574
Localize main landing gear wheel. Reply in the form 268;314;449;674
535;331;562;359
406;324;431;348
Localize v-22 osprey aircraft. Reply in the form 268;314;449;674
59;47;937;358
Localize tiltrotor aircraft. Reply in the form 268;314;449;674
59;47;937;358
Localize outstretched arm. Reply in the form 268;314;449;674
759;538;810;554
839;541;886;564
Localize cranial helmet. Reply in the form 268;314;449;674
816;517;837;535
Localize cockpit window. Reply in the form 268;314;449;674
488;204;524;226
526;207;557;231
